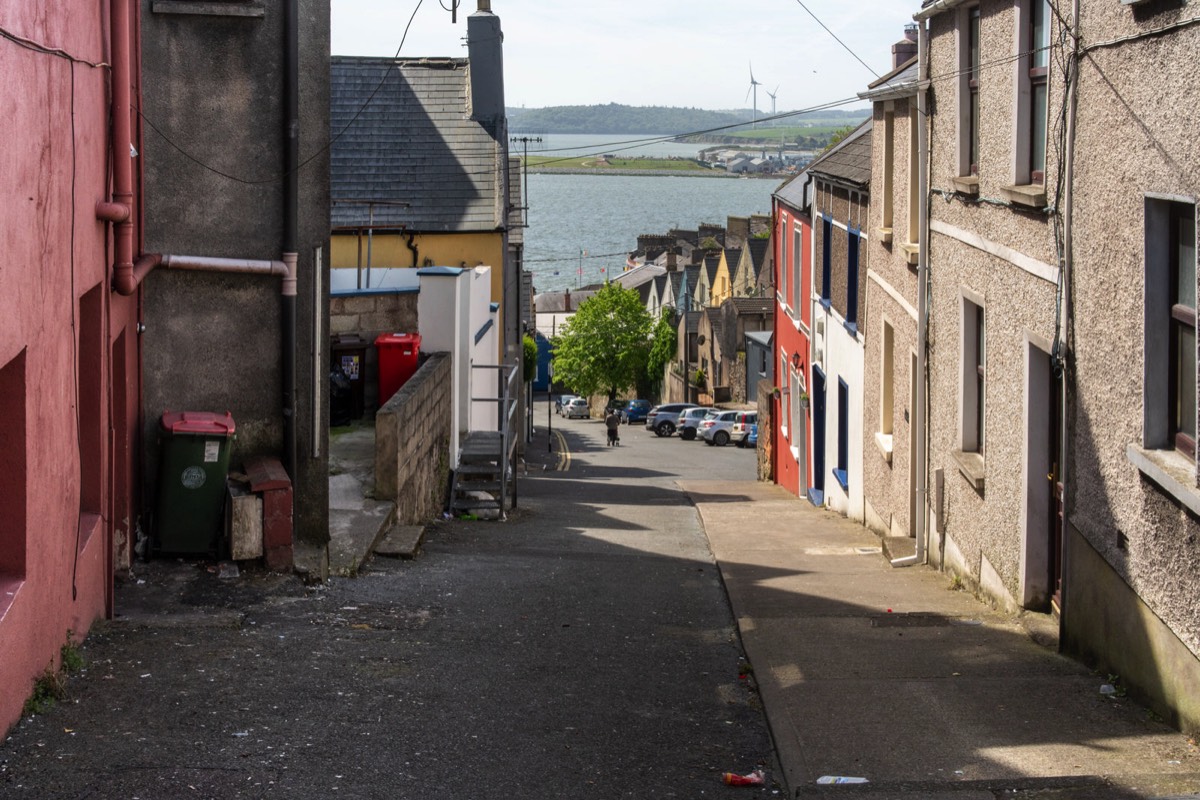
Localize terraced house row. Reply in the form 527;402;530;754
769;0;1200;734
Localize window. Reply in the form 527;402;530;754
959;5;981;176
1146;200;1197;459
908;109;920;247
821;216;832;305
781;351;791;436
792;224;804;311
846;228;860;334
1170;205;1197;457
969;7;980;174
962;298;986;455
881;321;895;437
835;378;849;490
883;110;895;235
779;215;789;306
0;349;27;611
1028;0;1050;184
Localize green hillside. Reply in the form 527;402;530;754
506;103;870;138
507;103;745;135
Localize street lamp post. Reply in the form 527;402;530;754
547;362;554;452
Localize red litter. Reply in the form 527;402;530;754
722;769;765;786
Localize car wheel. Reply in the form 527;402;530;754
705;438;715;446
714;430;729;447
681;428;695;441
656;422;674;437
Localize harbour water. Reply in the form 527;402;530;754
523;170;780;293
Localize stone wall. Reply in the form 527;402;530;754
756;379;774;482
374;353;452;525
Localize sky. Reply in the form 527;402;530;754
330;0;922;114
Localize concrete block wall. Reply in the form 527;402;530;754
330;291;418;337
374;353;452;525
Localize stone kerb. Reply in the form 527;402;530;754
374;352;452;525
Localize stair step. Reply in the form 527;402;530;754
457;481;502;492
452;498;501;511
457;464;501;476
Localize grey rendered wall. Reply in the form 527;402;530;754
862;97;920;540
140;0;331;546
924;5;1060;609
1063;1;1200;728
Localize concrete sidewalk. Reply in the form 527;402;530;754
682;480;1200;799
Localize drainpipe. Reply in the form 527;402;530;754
1057;0;1081;637
99;0;147;294
282;0;300;481
893;17;931;567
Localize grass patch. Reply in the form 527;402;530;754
22;632;85;717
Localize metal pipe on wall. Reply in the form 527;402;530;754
282;0;300;481
893;17;931;567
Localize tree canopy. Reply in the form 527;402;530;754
646;310;678;395
551;282;653;401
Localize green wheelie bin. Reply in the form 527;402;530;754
153;411;236;556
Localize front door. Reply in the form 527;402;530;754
811;366;826;504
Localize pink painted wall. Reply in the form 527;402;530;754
0;2;141;736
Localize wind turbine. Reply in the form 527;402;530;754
766;85;780;116
745;63;762;125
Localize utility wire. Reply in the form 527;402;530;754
791;0;881;79
139;0;426;185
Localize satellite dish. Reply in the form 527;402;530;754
697;334;706;345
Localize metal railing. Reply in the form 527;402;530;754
469;361;522;514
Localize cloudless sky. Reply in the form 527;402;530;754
331;0;921;113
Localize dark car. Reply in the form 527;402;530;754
620;399;652;425
644;402;698;437
604;399;630;417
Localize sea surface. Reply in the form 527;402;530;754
522;168;781;293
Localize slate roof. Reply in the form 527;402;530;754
860;58;919;100
331;57;502;231
805;118;872;189
774;169;809;209
729;297;774;315
685;310;701;335
747;238;770;277
724;248;743;272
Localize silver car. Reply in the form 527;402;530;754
564;397;590;419
701;410;758;447
677;406;716;441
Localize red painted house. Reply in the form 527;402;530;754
772;173;814;498
0;1;144;734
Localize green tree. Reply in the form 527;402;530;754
646;310;678;396
551;282;653;402
522;334;539;383
823;124;857;152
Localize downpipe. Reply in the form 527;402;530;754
893;17;931;568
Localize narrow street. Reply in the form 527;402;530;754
0;404;774;799
3;401;1198;798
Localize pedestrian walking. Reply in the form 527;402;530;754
605;408;621;446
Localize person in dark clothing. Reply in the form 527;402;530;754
605;408;621;446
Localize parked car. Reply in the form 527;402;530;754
604;399;630;417
702;410;758;446
745;423;758;447
644;402;698;437
731;412;758;448
564;397;590;419
677;406;716;440
555;394;579;415
619;399;652;425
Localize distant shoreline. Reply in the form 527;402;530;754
526;167;782;179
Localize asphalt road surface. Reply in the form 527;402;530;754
0;400;775;798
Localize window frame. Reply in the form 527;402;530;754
821;215;832;306
779;214;790;308
1169;204;1197;458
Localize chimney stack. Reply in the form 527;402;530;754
468;2;505;125
892;24;918;69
